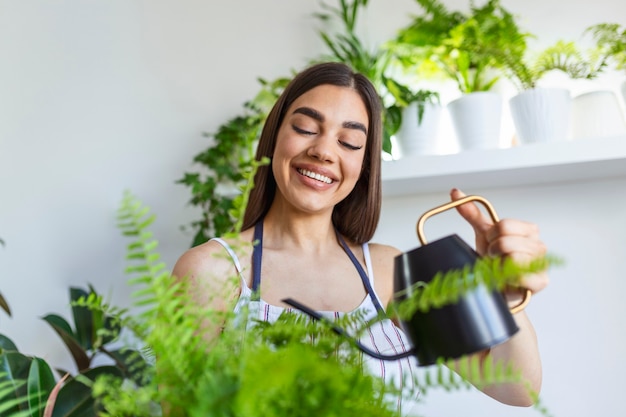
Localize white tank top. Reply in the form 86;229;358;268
212;235;421;416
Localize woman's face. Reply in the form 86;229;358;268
271;84;368;215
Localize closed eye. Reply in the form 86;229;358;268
339;140;363;150
292;125;315;135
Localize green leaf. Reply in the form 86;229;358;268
40;315;89;372
27;358;55;417
0;335;18;353
105;349;149;386
0;351;33;415
51;366;123;417
69;288;93;351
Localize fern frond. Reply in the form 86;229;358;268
392;254;562;319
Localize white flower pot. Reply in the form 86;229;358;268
509;87;571;144
571;90;626;139
447;92;503;151
394;102;442;157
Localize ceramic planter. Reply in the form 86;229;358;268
447;92;503;151
571;90;626;140
394;101;443;157
509;87;571;144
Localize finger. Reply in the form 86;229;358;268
518;272;550;295
486;219;541;242
450;188;494;234
486;236;547;259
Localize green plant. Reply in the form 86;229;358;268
77;184;559;416
0;284;148;417
391;0;529;93
177;77;289;247
586;23;626;73
384;77;440;126
502;39;609;91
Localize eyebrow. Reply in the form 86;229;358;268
292;106;367;135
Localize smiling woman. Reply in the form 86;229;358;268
170;61;551;416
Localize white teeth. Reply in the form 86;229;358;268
298;168;332;184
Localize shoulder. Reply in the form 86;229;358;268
172;229;255;287
367;242;402;267
367;242;402;308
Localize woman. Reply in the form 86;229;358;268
172;62;548;414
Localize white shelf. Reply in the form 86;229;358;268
381;135;626;197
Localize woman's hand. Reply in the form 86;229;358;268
450;188;549;296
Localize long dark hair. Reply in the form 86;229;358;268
242;62;383;244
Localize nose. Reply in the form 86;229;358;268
306;135;336;162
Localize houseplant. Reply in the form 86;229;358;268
177;76;288;247
502;39;608;143
82;189;557;417
391;0;530;151
0;283;147;417
384;77;442;157
586;23;626;103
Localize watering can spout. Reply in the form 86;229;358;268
281;298;415;361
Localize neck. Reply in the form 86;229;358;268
262;207;338;252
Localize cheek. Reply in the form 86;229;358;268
346;156;365;181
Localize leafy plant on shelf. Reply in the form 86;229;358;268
391;0;530;94
585;23;626;74
501;39;609;91
384;77;440;127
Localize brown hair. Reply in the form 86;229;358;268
242;62;382;244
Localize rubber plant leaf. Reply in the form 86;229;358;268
27;358;56;417
0;334;18;352
106;348;148;386
0;351;33;415
40;315;89;372
50;366;123;417
69;288;93;351
0;376;31;417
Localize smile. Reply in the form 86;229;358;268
297;168;333;184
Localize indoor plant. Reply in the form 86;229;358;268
177;76;288;247
84;189;557;417
586;23;626;103
502;39;608;144
384;78;442;157
0;284;147;417
391;0;529;151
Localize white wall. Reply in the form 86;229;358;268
1;1;624;416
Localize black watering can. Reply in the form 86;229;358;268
283;195;530;366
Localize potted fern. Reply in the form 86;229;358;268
585;23;626;118
503;39;608;144
391;0;529;151
82;190;557;417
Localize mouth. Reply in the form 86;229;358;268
297;168;333;184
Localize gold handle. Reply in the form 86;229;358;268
416;194;531;314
